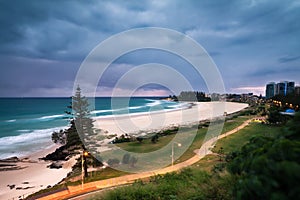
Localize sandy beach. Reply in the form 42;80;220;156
0;144;77;200
94;102;249;137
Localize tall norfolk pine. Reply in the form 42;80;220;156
71;86;95;148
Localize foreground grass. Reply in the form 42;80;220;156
89;168;233;200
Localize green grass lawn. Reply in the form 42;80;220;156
221;115;252;134
71;115;258;183
66;167;129;186
107;115;254;171
115;115;253;165
213;122;282;154
189;122;283;173
116;134;175;153
175;115;253;163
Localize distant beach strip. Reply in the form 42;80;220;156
94;102;248;147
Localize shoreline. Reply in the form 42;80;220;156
0;125;69;160
0;101;248;199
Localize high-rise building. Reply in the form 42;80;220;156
266;81;295;98
277;81;288;96
276;81;295;96
295;86;300;96
287;81;295;94
266;82;276;99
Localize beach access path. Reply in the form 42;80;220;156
37;117;253;200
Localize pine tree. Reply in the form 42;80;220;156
69;86;96;178
71;86;95;147
49;86;101;177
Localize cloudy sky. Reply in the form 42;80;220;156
0;0;299;97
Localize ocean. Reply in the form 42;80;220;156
0;97;184;159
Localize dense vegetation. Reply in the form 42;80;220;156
177;91;211;102
227;113;300;199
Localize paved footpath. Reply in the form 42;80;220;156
37;118;253;200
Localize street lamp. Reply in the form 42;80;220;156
81;150;89;189
172;142;181;166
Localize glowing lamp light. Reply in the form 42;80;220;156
83;151;89;157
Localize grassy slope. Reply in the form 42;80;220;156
117;115;252;164
213;122;282;154
94;121;283;200
75;115;253;180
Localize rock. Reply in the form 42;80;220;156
7;184;15;189
0;156;20;162
48;162;63;169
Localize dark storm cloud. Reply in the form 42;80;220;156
0;0;299;96
278;55;300;63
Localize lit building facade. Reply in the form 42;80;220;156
266;82;277;99
266;81;295;99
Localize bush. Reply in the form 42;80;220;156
122;153;131;164
107;158;120;167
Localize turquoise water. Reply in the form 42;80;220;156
0;97;183;159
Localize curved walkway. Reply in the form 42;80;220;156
37;118;253;200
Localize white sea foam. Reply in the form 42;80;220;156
38;114;65;120
93;100;185;119
0;126;67;146
129;106;144;110
5;119;16;123
91;105;146;115
91;109;112;114
17;129;31;133
146;100;162;107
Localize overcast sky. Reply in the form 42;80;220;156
0;0;299;97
